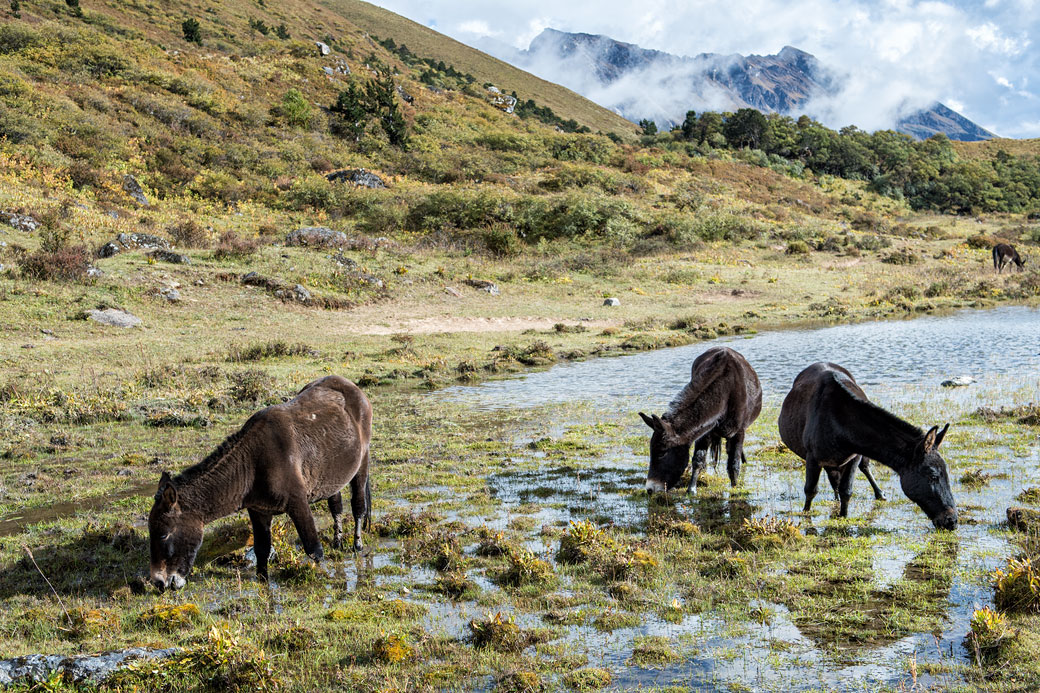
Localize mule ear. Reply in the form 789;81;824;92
934;423;950;448
156;472;178;507
639;412;658;430
920;425;940;455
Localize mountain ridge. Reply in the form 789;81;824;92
521;28;995;141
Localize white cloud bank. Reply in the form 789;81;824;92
368;0;1040;137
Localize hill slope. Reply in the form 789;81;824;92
518;28;994;141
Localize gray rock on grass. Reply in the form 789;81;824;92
0;647;179;685
941;376;976;388
603;297;621;306
122;175;149;206
86;308;142;328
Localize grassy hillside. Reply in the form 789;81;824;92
1;1;1040;692
953;137;1040;161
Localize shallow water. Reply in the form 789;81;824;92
439;306;1040;410
432;306;1040;691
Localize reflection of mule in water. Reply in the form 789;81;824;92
640;347;762;494
148;375;373;591
993;243;1026;274
779;362;957;530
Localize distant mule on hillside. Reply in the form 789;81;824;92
148;375;372;591
640;346;762;494
993;243;1026;273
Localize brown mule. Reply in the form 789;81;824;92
148;375;372;591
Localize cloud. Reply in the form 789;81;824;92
367;0;1040;137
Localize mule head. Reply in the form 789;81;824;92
148;472;203;592
899;424;957;530
639;412;689;494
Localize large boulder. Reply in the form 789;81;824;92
286;226;348;248
0;210;39;233
0;648;179;685
97;233;170;258
122;175;149;206
325;168;386;189
149;249;191;264
464;278;499;295
315;40;330;56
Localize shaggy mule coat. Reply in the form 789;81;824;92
640;346;762;493
148;375;372;590
778;362;956;529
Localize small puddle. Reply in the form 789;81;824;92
0;482;153;537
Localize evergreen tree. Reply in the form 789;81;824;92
365;68;408;147
680;110;697;140
182;18;202;45
331;84;368;142
639;119;658;136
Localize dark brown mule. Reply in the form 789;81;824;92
640;346;762;494
993;243;1026;273
148;375;372;591
778;362;956;529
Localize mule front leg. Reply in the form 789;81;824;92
328;492;345;550
825;468;842;500
247;508;273;581
858;458;886;501
837;460;857;517
803;457;822;512
287;497;323;562
687;437;710;494
349;470;369;552
725;432;745;487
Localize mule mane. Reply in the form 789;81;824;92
664;351;724;420
172;412;261;515
830;372;922;445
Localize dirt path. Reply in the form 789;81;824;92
357;316;614;335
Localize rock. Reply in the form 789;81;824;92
0;648;179;685
122;175;149;206
244;546;275;568
603;297;621;306
98;233;170;257
86;308;142;328
86;267;104;278
315;40;330;56
333;58;350;74
323;66;335;76
486;86;517;114
941;376;976;388
463;278;499;295
286;226;348;248
444;286;462;298
0;210;39;233
107;210;119;220
149;249;191;264
291;284;310;302
158;287;181;302
325;168;386;189
330;251;358;268
395;84;414;103
1008;506;1040;532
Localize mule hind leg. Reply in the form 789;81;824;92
725;431;745;487
803;457;822;512
349;463;370;552
328;492;345;550
836;459;857;517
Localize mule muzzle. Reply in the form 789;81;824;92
150;572;186;592
931;508;958;531
645;478;667;496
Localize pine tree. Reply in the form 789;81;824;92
182;18;202;45
365;69;408;147
331;84;368;142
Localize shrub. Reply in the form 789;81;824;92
785;240;810;255
468;611;532;652
214;231;260;259
227;341;317;362
994;557;1040;612
483;224;521;257
182;18;202;45
169;220;210;248
966;233;998;249
882;247;920;265
280;89;312;128
372;633;415;664
967;607;1015;662
228;369;276;403
19;246;89;281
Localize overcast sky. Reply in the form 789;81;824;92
367;0;1040;138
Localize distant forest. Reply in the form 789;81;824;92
656;108;1040;216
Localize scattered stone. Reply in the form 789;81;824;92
603;297;621;307
486;85;517;114
325;168;386;189
941;376;976;388
315;40;330;56
158;287;181;302
290;284;311;302
395;84;414;103
330;251;358;268
122;174;149;206
107;210;119;220
1008;506;1040;532
332;58;350;74
0;210;39;233
322;66;335;76
444;286;462;298
464;278;499;295
86;267;104;278
97;233;170;258
149;249;191;264
0;648;180;685
86;308;142;328
286;226;348;248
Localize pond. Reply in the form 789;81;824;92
431;306;1040;691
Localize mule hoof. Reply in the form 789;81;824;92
310;546;324;562
353;538;363;552
331;537;343;550
256;570;269;583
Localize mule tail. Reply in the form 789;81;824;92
993;245;999;270
364;474;372;532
